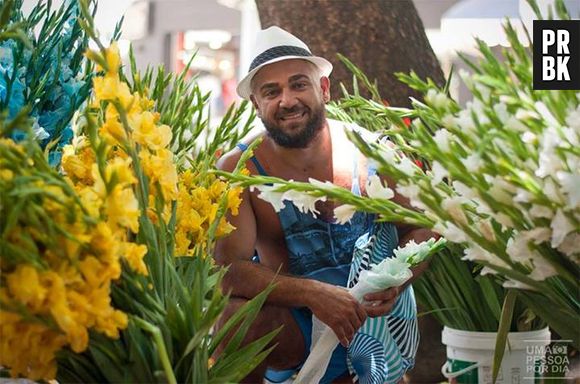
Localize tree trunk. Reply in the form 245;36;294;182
255;1;448;382
255;0;444;107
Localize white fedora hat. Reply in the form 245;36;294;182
236;26;333;100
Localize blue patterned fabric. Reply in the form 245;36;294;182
346;223;419;384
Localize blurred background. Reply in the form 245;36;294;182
20;0;580;122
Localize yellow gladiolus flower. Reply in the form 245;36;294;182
6;265;47;310
99;114;127;144
227;186;243;216
140;148;178;200
104;42;121;74
132;110;172;150
121;242;149;275
61;144;95;183
106;186;140;233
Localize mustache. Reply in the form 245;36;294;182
277;105;307;118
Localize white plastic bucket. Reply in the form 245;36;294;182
441;327;551;384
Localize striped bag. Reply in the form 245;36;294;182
346;222;420;384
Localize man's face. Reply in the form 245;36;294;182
250;59;330;148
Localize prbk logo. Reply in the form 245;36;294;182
533;20;580;90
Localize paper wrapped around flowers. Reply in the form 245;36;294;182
294;238;446;384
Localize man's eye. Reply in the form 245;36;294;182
264;89;278;97
293;82;307;89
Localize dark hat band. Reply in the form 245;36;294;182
249;45;312;72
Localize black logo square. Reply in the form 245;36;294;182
533;20;580;90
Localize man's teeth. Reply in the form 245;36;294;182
282;112;303;120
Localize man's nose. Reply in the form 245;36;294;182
279;88;298;108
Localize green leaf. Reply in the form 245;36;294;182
209;329;280;383
492;290;517;384
209;285;273;356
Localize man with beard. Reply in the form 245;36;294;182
215;26;432;383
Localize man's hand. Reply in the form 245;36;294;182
307;283;367;348
362;286;400;317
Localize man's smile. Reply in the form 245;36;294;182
279;111;307;121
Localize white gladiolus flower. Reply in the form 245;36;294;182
562;127;579;147
506;228;551;263
393;238;443;265
425;89;451;110
442;197;469;226
254;185;287;212
453;181;479;200
488;183;513;205
477;219;496;242
464;153;482;172
515;109;540;120
397;157;417;176
283;190;326;215
550;209;575;247
396;184;425;209
496;177;518;193
494;213;515;229
493;102;510;121
506;116;528;132
529;204;554;219
521;131;536;144
430;161;448;186
525;158;537;170
565;105;580;131
529;258;558;281
514;188;533;203
481;267;500;276
534;101;560;127
463;244;495;263
396;183;420;200
463;246;512;275
455;109;477;134
393;240;426;264
471;99;490;125
308;178;338;190
474;198;493;215
542;126;563;150
543;178;565;204
433;221;468;243
366;175;394;200
556;171;580;209
362;258;412;289
536;151;563;178
557;232;580;257
376;140;397;164
333;204;357;224
503;279;535;290
441;114;456;129
433;129;453;152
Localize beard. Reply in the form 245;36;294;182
262;103;325;149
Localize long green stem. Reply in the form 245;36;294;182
133;317;177;384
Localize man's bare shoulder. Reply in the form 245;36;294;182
216;132;266;172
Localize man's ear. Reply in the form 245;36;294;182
320;76;331;103
250;95;261;117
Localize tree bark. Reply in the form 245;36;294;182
255;0;444;107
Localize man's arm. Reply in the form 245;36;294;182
214;153;367;346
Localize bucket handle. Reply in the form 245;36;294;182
441;361;480;379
